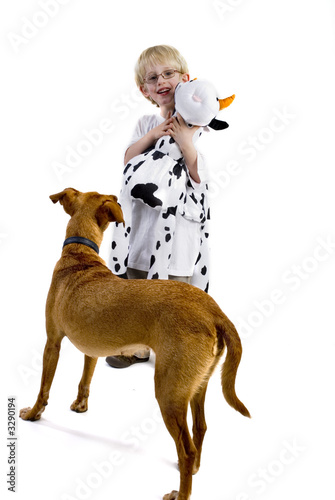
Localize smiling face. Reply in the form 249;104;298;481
140;63;189;115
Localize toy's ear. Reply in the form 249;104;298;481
208;119;229;131
219;94;235;110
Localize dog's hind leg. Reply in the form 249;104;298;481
190;383;208;475
71;355;98;413
155;372;196;500
160;399;196;500
190;353;223;474
20;337;63;421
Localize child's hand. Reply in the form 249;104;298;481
167;113;200;151
151;111;174;141
167;113;201;183
124;111;174;165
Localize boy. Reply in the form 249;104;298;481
107;45;210;368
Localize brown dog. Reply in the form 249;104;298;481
20;188;250;500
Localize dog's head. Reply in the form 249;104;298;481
50;188;125;231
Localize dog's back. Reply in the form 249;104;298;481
48;253;221;355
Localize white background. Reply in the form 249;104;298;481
1;1;335;499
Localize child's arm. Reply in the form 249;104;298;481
167;114;201;184
124;113;173;165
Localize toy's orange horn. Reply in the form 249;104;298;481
219;94;235;110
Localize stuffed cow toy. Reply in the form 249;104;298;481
175;78;235;129
109;80;235;292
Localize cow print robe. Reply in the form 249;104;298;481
109;132;210;292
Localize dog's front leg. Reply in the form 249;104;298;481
71;355;98;413
20;338;62;421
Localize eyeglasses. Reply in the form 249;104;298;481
144;69;181;85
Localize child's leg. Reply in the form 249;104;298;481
168;275;191;284
126;267;148;279
127;269;191;284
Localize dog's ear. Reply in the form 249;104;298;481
49;188;79;216
96;198;125;228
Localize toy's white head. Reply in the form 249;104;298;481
174;79;235;129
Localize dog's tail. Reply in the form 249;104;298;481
218;317;251;418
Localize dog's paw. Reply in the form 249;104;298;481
19;407;41;421
70;398;88;413
163;490;179;500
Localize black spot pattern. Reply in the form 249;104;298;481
133;160;146;172
162;206;177;218
172;162;184;179
131;183;162;208
152;150;165;161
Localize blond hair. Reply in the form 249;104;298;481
134;45;189;106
